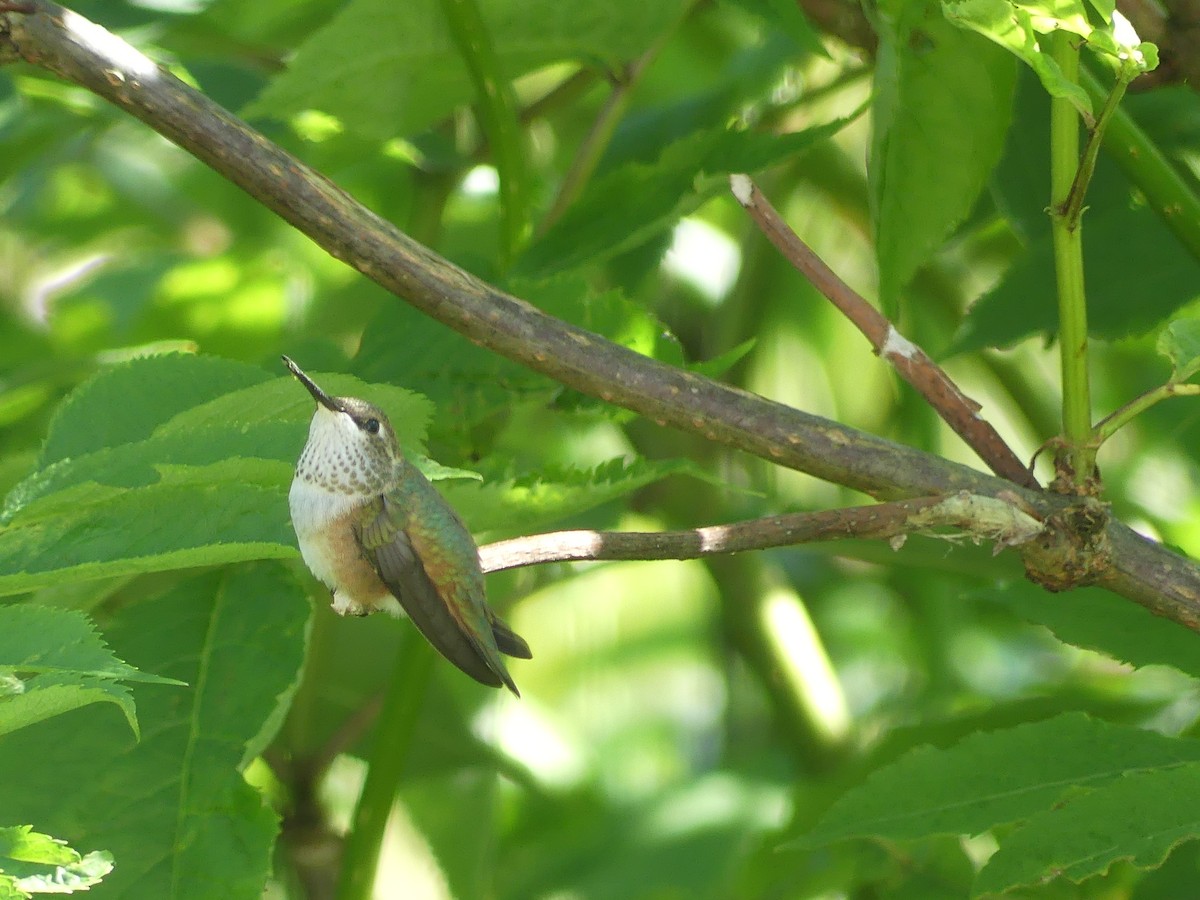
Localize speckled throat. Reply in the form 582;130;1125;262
294;406;396;496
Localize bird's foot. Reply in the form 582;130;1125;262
330;592;369;617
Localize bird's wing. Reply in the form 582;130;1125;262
355;494;518;693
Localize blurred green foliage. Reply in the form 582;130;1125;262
2;0;1200;897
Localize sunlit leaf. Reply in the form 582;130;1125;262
0;605;180;739
797;714;1200;848
247;0;690;139
0;826;112;897
976;582;1200;680
873;1;1017;314
975;763;1200;894
0;564;310;898
0;355;434;595
517;120;855;276
447;457;706;535
942;0;1091;113
1157;318;1200;382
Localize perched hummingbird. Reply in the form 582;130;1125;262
282;355;531;695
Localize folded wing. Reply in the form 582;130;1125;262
356;495;524;694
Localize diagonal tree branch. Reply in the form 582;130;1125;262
0;1;991;502
4;2;1200;630
729;174;1039;490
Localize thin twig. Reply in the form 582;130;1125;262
308;693;384;782
521;67;597;124
537;19;678;233
1093;381;1200;446
729;174;1039;490
1063;75;1128;231
479;492;1044;572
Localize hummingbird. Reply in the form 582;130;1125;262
282;355;531;695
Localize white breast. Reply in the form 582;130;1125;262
288;477;357;591
288;477;358;536
287;477;404;618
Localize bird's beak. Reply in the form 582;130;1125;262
282;355;341;413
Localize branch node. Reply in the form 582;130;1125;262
879;324;919;361
1022;497;1111;590
729;173;754;207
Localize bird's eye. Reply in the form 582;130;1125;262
363;418;380;434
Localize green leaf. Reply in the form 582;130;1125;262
246;0;689;139
955;74;1200;352
37;354;270;468
954;196;1200;349
417;457;485;482
872;3;1017;315
517;120;855;276
0;605;180;739
599;31;808;171
0;356;433;595
690;338;756;378
0;678;136;742
976;583;1200;680
942;0;1157;110
0;825;113;897
0;826;77;867
1009;0;1093;37
0;475;295;596
511;274;686;368
0;564;311;899
797;714;1200;848
353;301;555;445
1158;318;1200;381
438;0;532;262
1135;40;1159;72
1;428;297;525
942;0;1092;113
725;0;826;58
447;457;703;535
974;763;1200;894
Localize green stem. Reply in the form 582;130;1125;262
1063;76;1128;230
538;57;657;233
1093;382;1200;446
439;0;530;264
538;2;693;233
521;67;598;125
335;631;435;900
1079;65;1200;264
1048;32;1095;489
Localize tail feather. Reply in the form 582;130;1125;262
491;615;532;659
